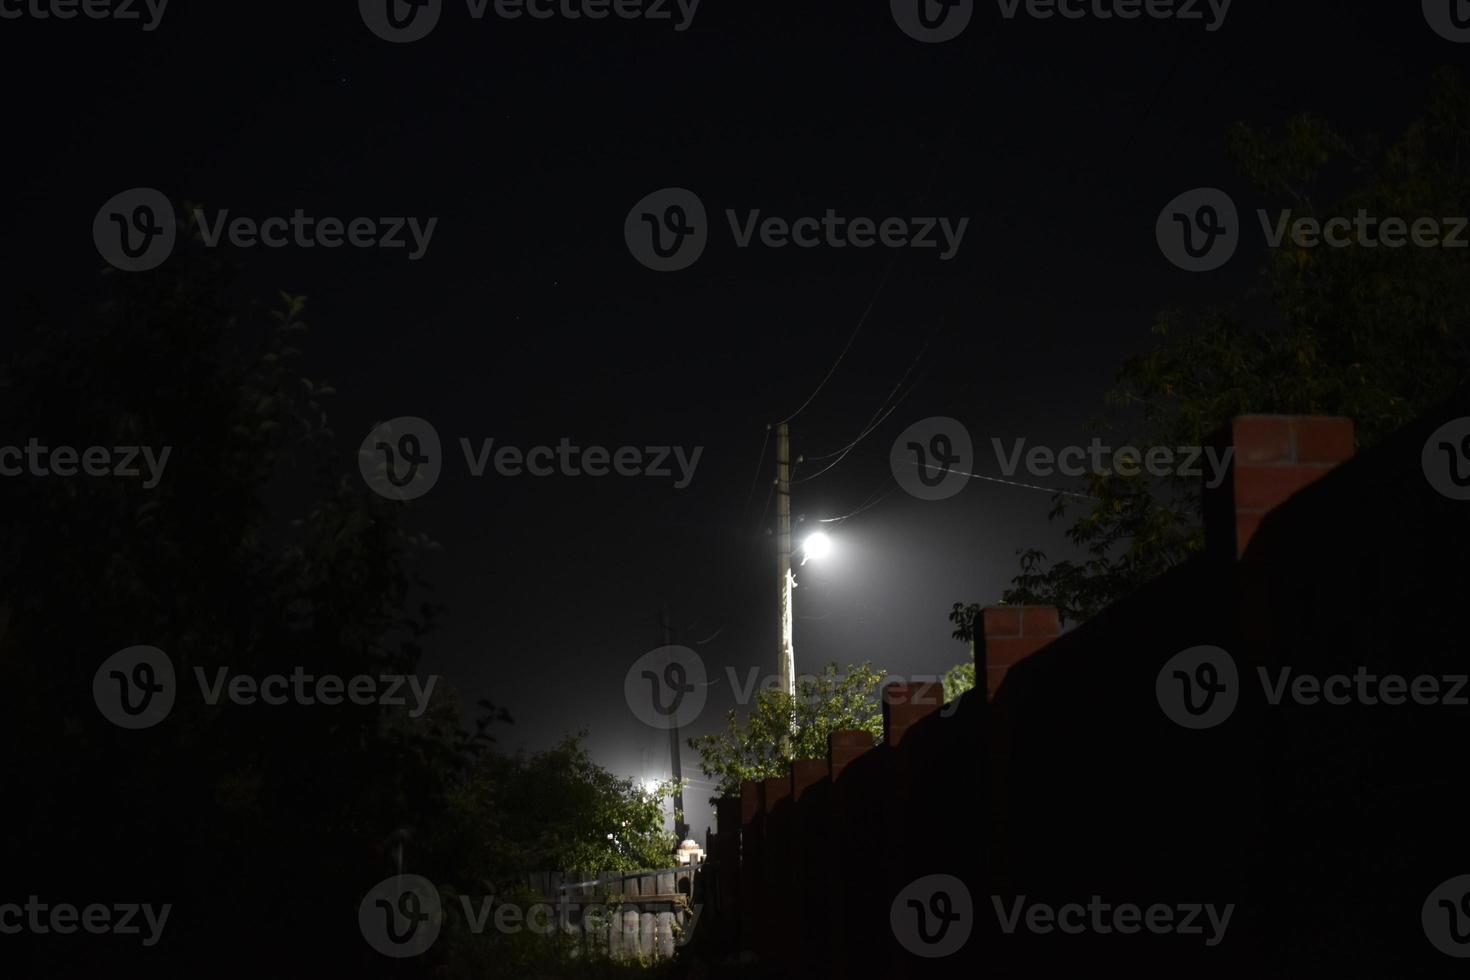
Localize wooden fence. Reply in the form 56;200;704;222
521;865;702;961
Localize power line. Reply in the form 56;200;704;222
819;477;900;525
902;458;1101;501
790;323;940;486
737;426;772;528
774;259;898;426
802;328;935;463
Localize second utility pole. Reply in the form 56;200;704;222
776;422;796;702
661;603;688;843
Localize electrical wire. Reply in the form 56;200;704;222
736;426;772;529
819;477;900;525
788;322;939;486
801;325;937;464
901;458;1101;501
773;259;898;426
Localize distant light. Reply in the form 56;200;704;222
642;778;662;796
802;531;833;562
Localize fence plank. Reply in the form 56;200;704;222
639;912;657;958
620;909;640;959
656;911;677;959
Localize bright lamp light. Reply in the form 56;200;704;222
802;531;833;562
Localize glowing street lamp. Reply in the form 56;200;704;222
800;530;832;564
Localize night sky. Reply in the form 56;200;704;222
4;0;1456;836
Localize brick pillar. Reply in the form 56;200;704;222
791;758;827;801
738;780;764;955
882;681;944;747
1206;415;1356;557
791;757;833;980
714;796;742;955
883;682;945;980
977;605;1061;698
827;729;874;779
759;776;792;966
826;730;873;978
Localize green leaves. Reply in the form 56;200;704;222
999;70;1470;626
445;735;681;885
688;662;886;803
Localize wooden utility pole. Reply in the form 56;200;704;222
662;603;689;842
776;423;796;701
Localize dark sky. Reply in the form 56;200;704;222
3;0;1456;835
